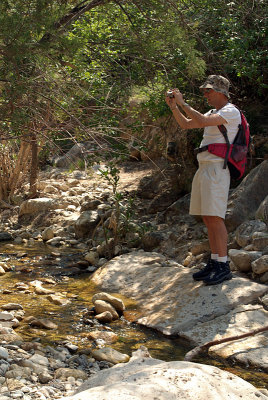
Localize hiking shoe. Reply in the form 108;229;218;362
203;261;232;285
192;258;216;281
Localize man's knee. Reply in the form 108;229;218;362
203;215;224;227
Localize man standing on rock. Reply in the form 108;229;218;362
165;75;241;285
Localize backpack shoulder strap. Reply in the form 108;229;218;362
217;123;229;144
217;104;240;169
217;124;230;169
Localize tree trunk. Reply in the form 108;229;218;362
29;132;38;198
8;140;31;202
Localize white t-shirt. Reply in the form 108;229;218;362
197;103;241;162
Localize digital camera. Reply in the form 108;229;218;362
166;90;174;98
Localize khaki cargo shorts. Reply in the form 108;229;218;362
189;161;230;219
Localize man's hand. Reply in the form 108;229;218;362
165;90;177;110
173;89;185;106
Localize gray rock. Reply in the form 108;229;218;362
0;232;13;241
64;343;78;353
92;251;267;335
19;198;69;217
260;271;268;284
5;377;25;391
228;249;262;272
90;347;130;364
87;330;118;345
95;311;113;323
94;300;119;320
84;251;99;265
226;160;268;231
1;304;23;311
46;294;70;306
42;227;54;241
46;237;65;247
81;199;101;211
92;293;125;314
252;233;268;251
46;346;70;362
97;204;112;219
0;312;13;321
17;359;44;374
38;372;53;384
97;258;108;267
255;194;268;224
28;354;49;367
5;366;32;379
0;331;23;343
60;349;267;400
235;220;267;247
74;211;100;238
54;368;88;381
261;294;268;307
191;240;210;256
263;246;268;255
232;336;268;371
165;193;192;217
53;142;94;169
252;255;268;274
0;261;11;272
0;347;9;360
0;361;9;375
141;231;165;251
34;285;55;295
180;304;268;371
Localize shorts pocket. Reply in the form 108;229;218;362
206;165;222;184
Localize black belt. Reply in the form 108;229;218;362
194;146;209;155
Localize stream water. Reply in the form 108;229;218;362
0;242;267;389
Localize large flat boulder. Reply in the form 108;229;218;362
92;251;267;335
60;349;267;400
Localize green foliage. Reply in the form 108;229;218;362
97;162;145;249
186;0;268;96
0;0;266;199
0;2;70;140
99;163;120;194
65;2;206;106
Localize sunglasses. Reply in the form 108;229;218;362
202;88;213;94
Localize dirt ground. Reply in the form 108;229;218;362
117;159;173;193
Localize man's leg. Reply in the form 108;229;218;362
201;215;232;284
192;215;227;281
202;215;228;257
190;162;231;283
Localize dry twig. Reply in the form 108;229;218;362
184;325;268;361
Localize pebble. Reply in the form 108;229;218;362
0;347;9;360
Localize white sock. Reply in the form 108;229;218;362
211;254;218;260
218;256;228;263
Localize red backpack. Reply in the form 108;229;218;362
196;108;252;180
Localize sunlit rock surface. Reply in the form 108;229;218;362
61;348;267;400
91;250;268;370
92;250;267;335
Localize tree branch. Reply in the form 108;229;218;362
39;0;111;44
184;325;268;362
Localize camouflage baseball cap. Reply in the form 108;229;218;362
199;75;230;98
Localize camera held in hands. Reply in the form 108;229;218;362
166;90;174;98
